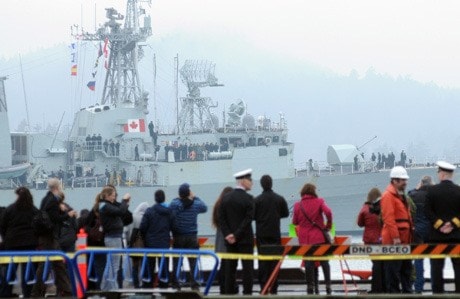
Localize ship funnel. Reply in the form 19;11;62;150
0;77;12;167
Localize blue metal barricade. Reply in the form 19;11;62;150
73;248;219;296
0;251;78;297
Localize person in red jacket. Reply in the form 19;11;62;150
357;187;385;293
381;166;413;293
293;183;333;294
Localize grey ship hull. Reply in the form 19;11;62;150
0;166;436;235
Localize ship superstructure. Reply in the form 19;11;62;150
3;0;294;188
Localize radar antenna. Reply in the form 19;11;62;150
73;0;152;108
178;60;223;134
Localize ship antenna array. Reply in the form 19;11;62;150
177;60;224;134
71;0;152;108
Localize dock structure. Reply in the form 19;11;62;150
3;241;460;298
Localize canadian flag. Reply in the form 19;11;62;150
124;119;146;133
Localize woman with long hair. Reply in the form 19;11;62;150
0;187;39;298
357;187;385;293
212;186;233;294
292;183;333;295
97;185;131;290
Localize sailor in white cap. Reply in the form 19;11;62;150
233;168;253;181
426;161;460;293
218;168;254;295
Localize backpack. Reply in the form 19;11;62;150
32;210;53;236
88;217;104;244
59;217;78;248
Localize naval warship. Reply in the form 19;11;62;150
0;0;437;234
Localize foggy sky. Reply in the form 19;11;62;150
1;0;460;165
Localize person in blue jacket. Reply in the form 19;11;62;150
169;183;207;290
140;190;174;288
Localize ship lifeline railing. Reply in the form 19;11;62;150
73;248;219;296
0;251;79;297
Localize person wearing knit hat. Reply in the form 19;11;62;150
426;161;460;293
140;189;173;288
169;183;207;290
155;189;165;203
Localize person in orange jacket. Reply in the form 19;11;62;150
380;166;413;293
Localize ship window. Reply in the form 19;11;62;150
11;135;27;156
248;137;256;146
78;127;86;136
273;136;279;143
279;148;287;156
257;138;265;146
229;137;243;147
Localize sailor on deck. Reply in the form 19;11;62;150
425;161;460;293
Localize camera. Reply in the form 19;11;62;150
369;198;381;215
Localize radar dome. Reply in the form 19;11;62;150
242;114;255;130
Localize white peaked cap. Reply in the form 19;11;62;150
233;168;252;179
436;161;456;172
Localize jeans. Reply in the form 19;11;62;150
101;237;123;291
414;259;424;293
87;254;106;290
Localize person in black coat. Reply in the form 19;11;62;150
0;187;38;298
219;169;254;295
98;186;130;291
140;190;174;288
32;178;76;297
56;191;78;252
254;175;289;294
84;198;105;291
425;161;460;293
408;176;432;293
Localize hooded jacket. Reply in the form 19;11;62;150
169;196;207;236
292;194;332;245
381;184;413;244
140;203;174;248
0;203;39;249
357;202;382;244
126;202;149;244
408;186;430;241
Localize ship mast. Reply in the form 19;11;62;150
0;77;12;167
73;0;152;108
